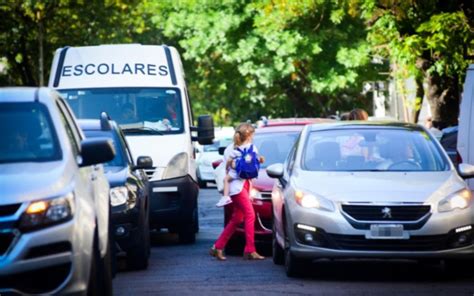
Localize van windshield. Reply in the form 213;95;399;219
59;88;184;135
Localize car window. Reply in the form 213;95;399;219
57;102;80;157
253;131;300;168
302;128;449;172
0;102;61;163
83;130;126;167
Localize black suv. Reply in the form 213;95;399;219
80;114;152;270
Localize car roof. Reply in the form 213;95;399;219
0;87;56;104
308;121;425;132
79;119;119;132
256;118;334;133
255;124;306;134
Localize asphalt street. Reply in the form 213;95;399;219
113;188;474;296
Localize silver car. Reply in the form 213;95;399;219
268;122;474;277
0;88;115;294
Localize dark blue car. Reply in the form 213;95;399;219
80;114;152;270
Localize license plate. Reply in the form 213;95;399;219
366;224;408;239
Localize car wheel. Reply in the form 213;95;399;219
272;222;284;265
127;208;150;270
194;205;200;233
198;178;207;189
284;221;304;278
444;259;474;277
88;230;113;296
178;207;197;244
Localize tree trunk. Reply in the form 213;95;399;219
425;71;460;129
411;75;424;123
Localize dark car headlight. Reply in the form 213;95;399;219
19;193;75;232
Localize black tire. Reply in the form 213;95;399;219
178;207;197;244
127;207;150;270
444;259;474;278
272;222;284;265
198;179;207;189
284;221;305;278
88;230;113;296
194;204;200;233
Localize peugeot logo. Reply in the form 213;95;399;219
381;207;392;219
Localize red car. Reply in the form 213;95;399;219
223;118;332;249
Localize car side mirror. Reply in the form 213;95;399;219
79;138;115;167
135;156;153;170
218;146;226;155
458;163;474;179
192;115;214;145
267;163;284;179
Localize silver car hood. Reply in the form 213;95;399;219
0;161;74;205
293;170;465;204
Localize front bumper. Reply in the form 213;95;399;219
148;175;198;229
287;198;474;259
111;198;143;252
0;216;91;295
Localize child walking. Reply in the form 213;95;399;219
210;123;265;261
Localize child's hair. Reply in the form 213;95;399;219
233;123;255;146
349;108;368;121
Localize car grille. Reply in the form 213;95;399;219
0;203;21;217
327;233;452;251
341;204;430;221
0;232;15;255
261;192;272;200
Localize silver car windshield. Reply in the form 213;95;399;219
302;128;448;172
0;103;61;164
59;88;184;135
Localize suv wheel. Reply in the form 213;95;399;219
88;230;113;296
284;222;305;277
272;222;284;265
127;209;150;270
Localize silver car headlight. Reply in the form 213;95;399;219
163;152;189;179
438;188;472;212
19;193;75;231
294;190;335;212
110;186;128;207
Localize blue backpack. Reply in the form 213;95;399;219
235;145;260;179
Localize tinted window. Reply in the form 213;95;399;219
0;103;61;163
84;130;125;167
59;88;184;134
302;128;448;172
254;132;299;168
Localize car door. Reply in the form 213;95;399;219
58;98;110;255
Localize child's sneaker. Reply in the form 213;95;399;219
216;196;232;207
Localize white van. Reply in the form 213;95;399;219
458;64;474;193
49;44;214;243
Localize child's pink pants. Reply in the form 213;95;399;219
215;181;256;253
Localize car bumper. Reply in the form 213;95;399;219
0;216;91;295
287;199;474;259
148;175;198;229
111;200;142;252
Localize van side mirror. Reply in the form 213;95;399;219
192;115;214;145
135;156;153;170
458;163;474;179
79;138;115;167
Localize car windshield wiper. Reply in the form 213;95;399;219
122;127;164;135
348;169;387;172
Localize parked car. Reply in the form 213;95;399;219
0;87;115;294
218;118;332;250
197;137;233;188
79;114;152;270
268;121;474;277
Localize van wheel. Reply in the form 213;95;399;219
87;230;113;296
272;222;284;265
127;210;150;270
179;208;197;244
198;178;207;188
444;259;474;278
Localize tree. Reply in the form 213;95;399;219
0;0;159;86
145;0;384;124
358;0;474;127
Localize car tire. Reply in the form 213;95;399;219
198;178;207;189
444;259;474;277
127;207;150;270
272;222;284;265
284;221;305;278
194;205;200;233
178;207;197;244
87;230;113;296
